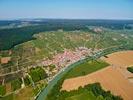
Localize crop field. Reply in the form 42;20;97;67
65;91;96;100
62;51;133;100
64;60;109;79
101;51;133;67
14;86;34;100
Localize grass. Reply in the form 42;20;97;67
0;93;14;100
11;78;22;91
65;60;109;79
0;85;6;96
14;86;34;100
65;91;97;100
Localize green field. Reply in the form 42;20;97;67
65;91;97;100
0;85;6;96
0;94;14;100
65;60;109;79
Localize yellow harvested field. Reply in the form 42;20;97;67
101;50;133;79
62;51;133;100
101;50;133;68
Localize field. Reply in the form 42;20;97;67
14;86;34;100
0;93;14;100
64;60;109;79
101;50;133;79
62;51;133;100
0;57;11;64
65;91;96;100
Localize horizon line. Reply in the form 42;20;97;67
0;18;133;21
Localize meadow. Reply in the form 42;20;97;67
64;60;109;79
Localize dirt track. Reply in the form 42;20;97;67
62;51;133;100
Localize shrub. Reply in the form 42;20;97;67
127;66;133;73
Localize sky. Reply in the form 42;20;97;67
0;0;133;20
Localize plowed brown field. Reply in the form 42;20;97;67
62;51;133;100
